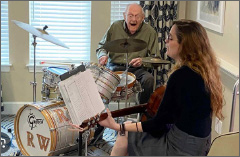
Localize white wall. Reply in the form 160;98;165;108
185;1;239;140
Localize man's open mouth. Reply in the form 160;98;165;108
130;23;137;26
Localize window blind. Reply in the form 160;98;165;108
29;1;91;64
111;1;139;24
1;1;9;65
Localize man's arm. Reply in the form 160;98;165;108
96;27;112;60
148;31;160;58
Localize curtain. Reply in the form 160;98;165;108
140;1;178;86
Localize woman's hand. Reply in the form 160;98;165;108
98;108;119;131
68;122;86;132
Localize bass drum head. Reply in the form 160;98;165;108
14;104;54;156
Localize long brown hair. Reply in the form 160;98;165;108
170;19;224;120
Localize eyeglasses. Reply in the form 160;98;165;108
166;33;173;41
127;14;142;20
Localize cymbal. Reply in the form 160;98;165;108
12;20;69;49
102;39;147;53
142;57;171;64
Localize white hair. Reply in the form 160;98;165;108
124;3;144;15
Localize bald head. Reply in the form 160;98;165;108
123;3;145;34
125;3;144;15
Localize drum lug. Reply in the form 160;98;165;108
39;108;45;111
49;128;56;131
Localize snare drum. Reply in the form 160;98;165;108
42;67;69;88
42;67;68;101
14;101;93;156
85;62;120;104
112;71;136;100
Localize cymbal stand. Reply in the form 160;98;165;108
30;35;37;103
124;42;129;118
30;26;48;103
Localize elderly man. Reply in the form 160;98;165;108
97;3;159;104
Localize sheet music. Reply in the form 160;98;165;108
59;69;105;125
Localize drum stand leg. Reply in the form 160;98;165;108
124;50;129;122
30;36;38;103
117;100;120;123
153;68;157;91
84;131;90;156
78;131;83;156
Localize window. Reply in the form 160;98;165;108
111;1;139;24
29;1;91;66
1;1;10;71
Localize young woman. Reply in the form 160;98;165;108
70;19;224;156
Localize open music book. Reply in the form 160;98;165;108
59;69;105;125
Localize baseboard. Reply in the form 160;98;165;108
1;102;31;115
218;57;238;79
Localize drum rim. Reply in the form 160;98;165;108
14;104;57;156
87;62;121;82
14;105;30;156
114;71;136;91
46;66;69;76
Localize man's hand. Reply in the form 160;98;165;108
129;58;142;67
99;56;108;65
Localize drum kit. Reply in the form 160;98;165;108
12;20;170;156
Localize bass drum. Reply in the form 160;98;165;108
14;101;93;156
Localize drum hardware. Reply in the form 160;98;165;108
84;130;90;156
49;124;69;131
49;128;55;131
142;56;171;90
60;63;86;81
12;20;69;103
103;39;147;109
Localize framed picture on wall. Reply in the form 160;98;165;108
197;1;225;33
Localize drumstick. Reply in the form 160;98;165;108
122;63;132;78
40;61;74;65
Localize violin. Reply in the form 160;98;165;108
80;85;166;129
